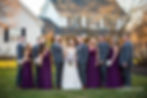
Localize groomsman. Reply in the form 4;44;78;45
119;34;133;87
97;35;110;86
51;35;64;89
33;36;45;85
16;36;26;86
77;35;89;87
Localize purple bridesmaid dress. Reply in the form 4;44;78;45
38;51;52;89
106;48;123;88
21;61;34;88
86;49;101;88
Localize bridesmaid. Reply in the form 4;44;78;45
21;44;34;88
86;38;101;88
37;44;52;89
106;39;123;88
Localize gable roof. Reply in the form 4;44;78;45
53;0;125;17
19;2;44;27
0;1;44;28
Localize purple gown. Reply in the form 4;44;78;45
38;52;52;89
86;49;101;88
21;60;34;88
106;48;123;88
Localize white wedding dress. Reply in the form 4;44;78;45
61;47;82;90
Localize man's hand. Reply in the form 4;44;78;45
122;62;128;68
99;60;104;66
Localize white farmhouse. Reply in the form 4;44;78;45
0;3;44;57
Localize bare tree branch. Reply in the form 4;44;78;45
0;0;20;17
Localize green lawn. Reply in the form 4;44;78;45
0;69;147;98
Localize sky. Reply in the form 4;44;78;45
20;0;46;16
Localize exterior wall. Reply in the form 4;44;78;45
0;28;15;56
14;8;42;45
0;28;3;43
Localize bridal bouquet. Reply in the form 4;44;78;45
66;55;74;66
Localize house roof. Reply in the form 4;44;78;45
53;0;125;17
0;1;44;28
41;17;62;33
19;2;44;27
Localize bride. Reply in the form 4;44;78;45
61;38;82;90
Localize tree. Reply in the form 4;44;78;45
0;0;20;27
0;0;20;16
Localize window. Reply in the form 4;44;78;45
4;28;9;42
21;28;26;37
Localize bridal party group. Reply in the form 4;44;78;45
16;34;133;90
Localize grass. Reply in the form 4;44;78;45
0;68;147;98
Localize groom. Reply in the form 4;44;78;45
16;36;26;87
51;35;64;89
119;34;133;87
32;36;45;86
77;35;89;87
98;35;110;86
